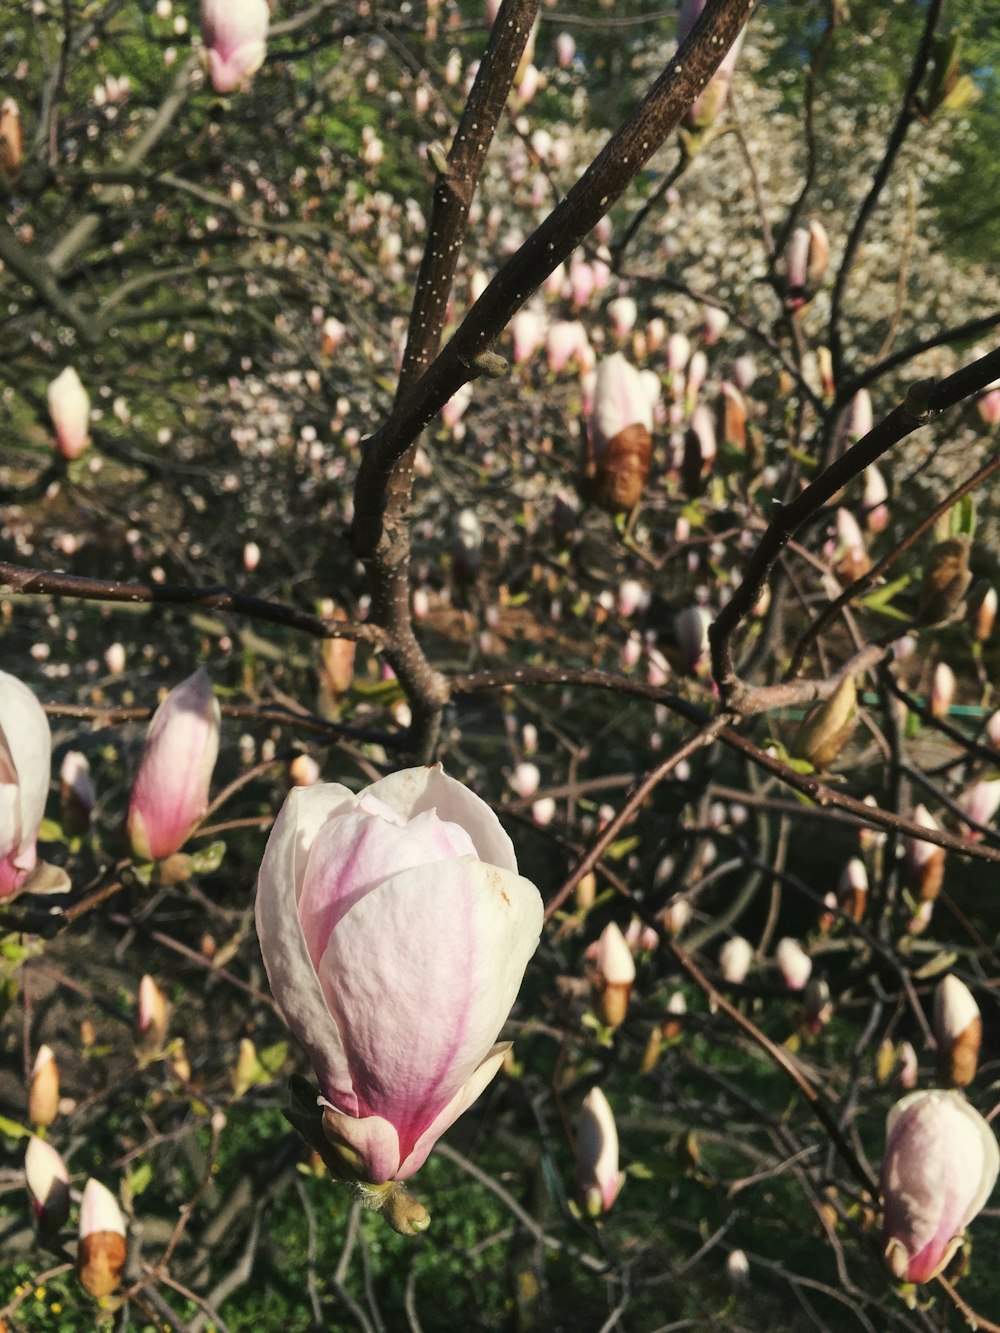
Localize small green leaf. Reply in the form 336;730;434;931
189;841;226;875
0;1114;30;1140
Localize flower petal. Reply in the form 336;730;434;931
316;857;541;1161
360;765;519;872
255;783;359;1108
297;805;476;970
396;1045;509;1181
320;1105;401;1186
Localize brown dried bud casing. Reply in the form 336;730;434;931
591;424;651;513
596;980;632;1030
794;675;857;770
918;536;972;627
78;1232;127;1300
944;1015;983;1088
319;604;357;699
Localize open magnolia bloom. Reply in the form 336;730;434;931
256;766;543;1187
881;1089;999;1284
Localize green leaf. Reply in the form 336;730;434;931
0;1114;30;1140
259;1041;290;1076
189;840;226;875
126;1160;154;1198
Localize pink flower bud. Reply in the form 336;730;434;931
531;796;557;826
321;316;347;355
674;605;712;674
545;319;586;374
775;938;812;991
863;464;889;532
511;308;547;364
105;642;126;675
959;778;1000;837
898;1041;918;1090
978;386;1000;427
593;921;636;1028
661;896;691;936
837;856;868;922
881;1089;998;1284
934;975;982;1087
607;296;638;340
666;333;690;377
60;750;95;833
568;258;596;310
701;305;729;344
930;661;956;719
576;1087;624;1215
200;0;269;94
555;32;576;67
509;762;541;800
719;935;753;984
591;351;654;448
986;710;1000;749
255;767;543;1185
78;1178;127;1299
127;670;221;862
25;1135;70;1234
243;540;261;572
0;671;51;899
677;0;745;129
47;367;91;459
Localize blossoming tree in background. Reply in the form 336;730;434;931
1;0;1000;1327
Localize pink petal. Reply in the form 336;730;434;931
255;784;359;1110
297;805;476;969
317;857;541;1164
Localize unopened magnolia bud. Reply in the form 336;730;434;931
875;1037;896;1085
775;938;812;991
382;1183;431;1235
319;606;356;698
593;922;635;1029
934;974;981;1088
726;1248;750;1289
794;674;857;770
576;1086;624;1216
968;583;997;642
837;856;868;922
77;1178;127;1299
719;935;753;984
660;896;691;936
290;753;321;787
60;751;95;834
663;990;687;1041
930;661;956;719
169;1039;191;1084
918;536;972;627
137;975;169;1049
29;1045;60;1127
25;1136;70;1236
575;871;597;912
509;762;541;800
803;977;832;1033
907;805;946;902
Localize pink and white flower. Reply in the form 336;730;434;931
127;669;220;862
200;0;269;94
255;766;543;1185
0;671;51;899
881;1089;998;1284
576;1087;625;1215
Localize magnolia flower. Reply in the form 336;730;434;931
200;0;269;94
127;670;221;863
77;1178;127;1299
592;921;636;1028
256;766;543;1187
576;1087;625;1215
47;367;91;459
881;1089;999;1284
0;671;51;899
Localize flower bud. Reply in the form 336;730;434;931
137;975;169;1050
930;661;956;720
47;367;91;460
60;750;95;836
970;583;997;642
593;922;636;1028
660;896;691;936
959;778;1000;838
200;0;269;94
674;605;712;675
775;938;811;991
29;1045;60;1127
934;975;981;1088
793;674;857;770
509;762;541;800
575;870;597;912
881;1089;998;1284
0;671;52;900
726;1248;750;1289
127;669;220;863
663;989;687;1041
77;1178;127;1299
719;935;753;985
837;856;868;922
576;1087;624;1216
25;1135;70;1236
899;1041;919;1089
803;977;832;1033
919;537;972;627
907;805;946;902
290;753;321;787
